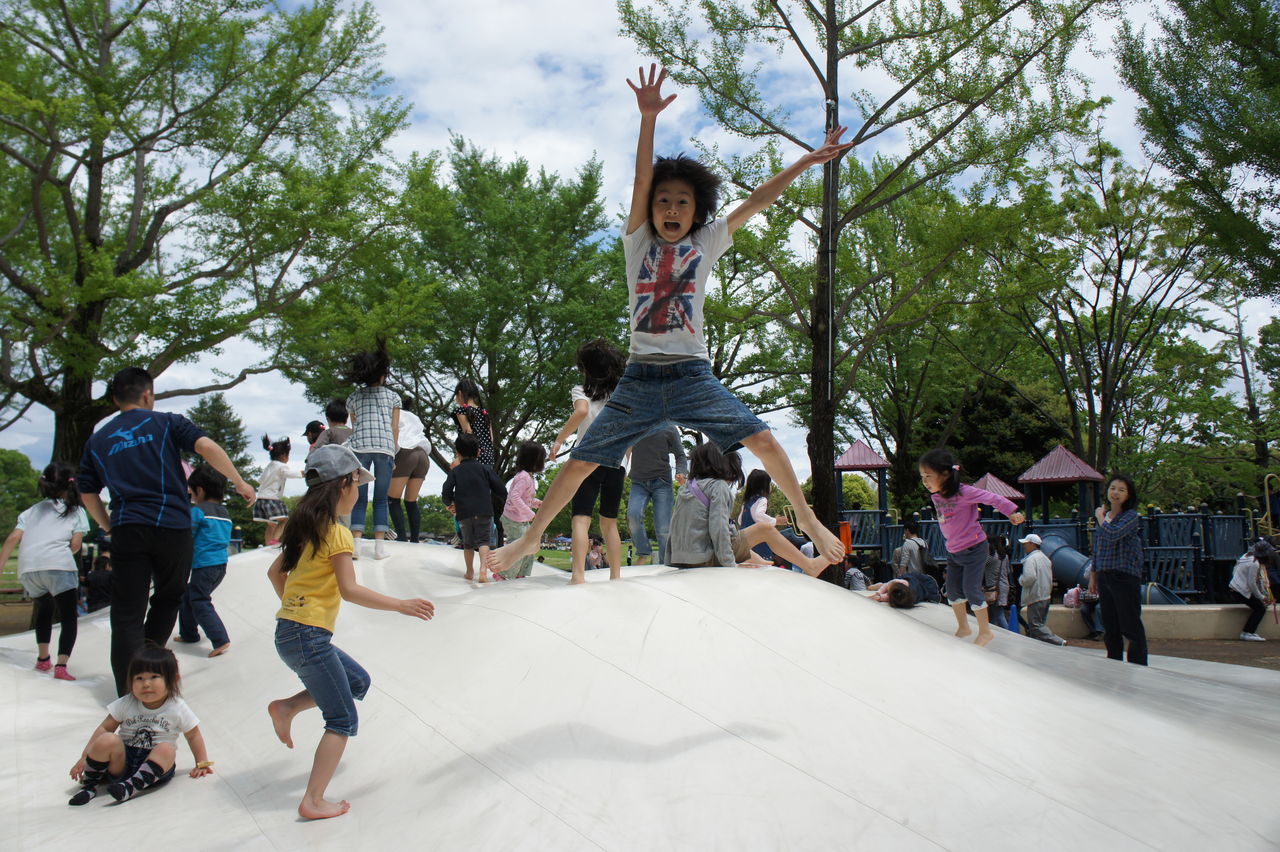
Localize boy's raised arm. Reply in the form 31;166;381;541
725;126;851;235
626;64;677;236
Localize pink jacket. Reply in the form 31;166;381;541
930;484;1017;553
502;471;541;523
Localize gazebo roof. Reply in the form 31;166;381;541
834;440;890;471
972;473;1024;500
1017;445;1105;484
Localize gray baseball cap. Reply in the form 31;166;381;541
304;444;374;487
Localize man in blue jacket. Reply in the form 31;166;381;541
78;367;256;695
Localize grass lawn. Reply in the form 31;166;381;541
535;549;572;572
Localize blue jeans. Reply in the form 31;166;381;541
351;451;393;533
627;478;675;562
177;563;229;647
274;619;370;736
570;361;767;467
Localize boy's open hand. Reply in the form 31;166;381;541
399;598;435;620
70;758;86;781
802;126;853;167
628;63;676;116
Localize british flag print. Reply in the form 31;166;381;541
634;242;701;334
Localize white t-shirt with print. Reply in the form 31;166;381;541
15;500;89;575
106;694;199;749
623;218;733;362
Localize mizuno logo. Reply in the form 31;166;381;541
108;418;155;456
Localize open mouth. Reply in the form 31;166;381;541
662;220;683;235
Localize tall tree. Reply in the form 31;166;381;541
277;139;625;478
1118;0;1280;296
184;393;257;478
977;137;1231;474
620;0;1109;525
0;448;39;534
0;0;406;462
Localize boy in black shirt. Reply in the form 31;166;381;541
442;434;506;584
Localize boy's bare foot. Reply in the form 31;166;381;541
298;797;351;820
208;643;231;658
568;572;585;585
268;700;296;749
486;535;539;575
797;518;846;564
974;631;994;647
954;627;973;639
464;572;474;581
172;636;197;643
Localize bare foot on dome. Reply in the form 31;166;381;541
954;627;973;639
486;534;539;575
298;797;351;820
268;700;296;749
974;630;994;647
208;643;231;658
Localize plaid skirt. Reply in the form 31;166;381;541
252;498;289;522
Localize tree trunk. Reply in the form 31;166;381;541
805;1;841;534
51;377;112;465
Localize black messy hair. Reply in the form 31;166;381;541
109;367;153;405
689;442;744;488
887;583;917;609
919;448;962;498
187;464;227;502
324;398;349;424
38;463;81;517
262;434;291;462
346;339;391;387
455;432;480;459
515;440;547;475
577;338;626;402
650;154;722;235
455;379;483;406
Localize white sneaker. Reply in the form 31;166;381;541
1241;632;1266;642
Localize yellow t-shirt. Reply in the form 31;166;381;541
276;524;354;632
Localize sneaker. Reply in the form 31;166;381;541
54;665;76;681
1241;632;1266;642
34;657;52;672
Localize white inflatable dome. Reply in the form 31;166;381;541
3;542;1278;850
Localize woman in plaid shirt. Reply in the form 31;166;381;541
1088;474;1147;666
345;344;400;560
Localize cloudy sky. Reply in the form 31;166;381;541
2;0;1253;498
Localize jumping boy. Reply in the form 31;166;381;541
489;64;849;576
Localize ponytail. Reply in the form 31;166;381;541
38;463;81;517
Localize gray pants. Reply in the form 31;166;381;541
1022;600;1065;645
501;517;536;579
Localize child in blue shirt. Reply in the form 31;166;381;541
175;465;236;657
489;65;850;576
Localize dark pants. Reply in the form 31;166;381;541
33;588;80;657
109;525;193;695
1235;592;1267;634
1097;570;1147;666
178;563;229;647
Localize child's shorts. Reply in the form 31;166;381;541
458;516;493;550
252;499;289;522
672;531;752;568
119;745;176;784
570;360;767;467
20;569;79;598
275;619;370;737
570;466;625;518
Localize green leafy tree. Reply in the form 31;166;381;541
0;448;39;535
619;0;1110;526
277;138;626;480
1118;0;1280;296
185;392;261;547
0;0;407;463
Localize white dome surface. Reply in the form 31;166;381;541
3;542;1277;851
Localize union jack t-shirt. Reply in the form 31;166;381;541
622;218;732;362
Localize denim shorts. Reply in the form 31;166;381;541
274;619;371;737
570;360;768;467
20;569;79;598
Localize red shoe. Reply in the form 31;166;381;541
34;657;52;672
54;665;76;681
